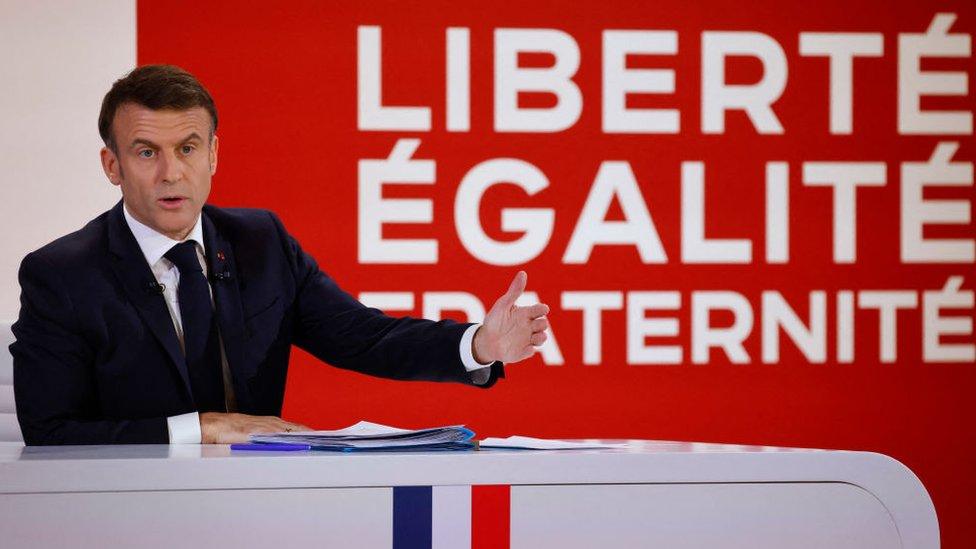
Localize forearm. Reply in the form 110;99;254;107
296;311;478;383
20;415;169;446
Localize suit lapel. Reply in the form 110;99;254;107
105;201;193;400
201;210;251;410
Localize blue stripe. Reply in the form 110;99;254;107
393;486;432;549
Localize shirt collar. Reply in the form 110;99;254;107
122;204;206;267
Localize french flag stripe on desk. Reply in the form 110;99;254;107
393;485;510;549
432;485;471;548
471;485;511;549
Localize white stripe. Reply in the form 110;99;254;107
432;485;471;549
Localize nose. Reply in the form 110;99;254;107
159;149;184;184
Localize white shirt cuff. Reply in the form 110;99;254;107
167;412;202;444
460;323;493;372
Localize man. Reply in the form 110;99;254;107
10;65;549;445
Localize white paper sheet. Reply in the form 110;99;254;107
479;436;627;450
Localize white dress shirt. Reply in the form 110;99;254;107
122;206;491;444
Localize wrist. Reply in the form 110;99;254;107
472;325;494;364
199;412;222;444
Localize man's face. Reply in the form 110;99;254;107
100;103;218;240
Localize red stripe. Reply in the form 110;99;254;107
471;484;510;549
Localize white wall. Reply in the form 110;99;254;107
0;0;135;321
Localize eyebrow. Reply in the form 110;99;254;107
128;133;205;150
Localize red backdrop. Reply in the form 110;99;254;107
139;1;974;545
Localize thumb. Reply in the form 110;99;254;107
498;271;527;308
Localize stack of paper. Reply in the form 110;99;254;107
249;421;475;452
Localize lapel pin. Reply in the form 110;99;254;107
217;251;226;261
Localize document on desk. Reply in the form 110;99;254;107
479;436;628;450
249;421;476;451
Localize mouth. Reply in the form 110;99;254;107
157;196;188;209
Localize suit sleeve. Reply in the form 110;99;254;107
10;252;169;445
269;213;504;387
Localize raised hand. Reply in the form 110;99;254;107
472;271;550;364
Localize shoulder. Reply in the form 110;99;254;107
203;204;288;239
202;204;298;266
22;209;112;273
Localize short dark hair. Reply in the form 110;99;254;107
98;64;218;152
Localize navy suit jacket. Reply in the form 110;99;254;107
10;201;502;445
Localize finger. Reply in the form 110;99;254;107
530;331;547;346
279;420;309;432
520;303;549;320
257;417;300;433
497;271;527;308
530;317;549;332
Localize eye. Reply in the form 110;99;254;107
137;149;155;159
181;145;195;155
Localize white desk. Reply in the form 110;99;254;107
0;441;938;548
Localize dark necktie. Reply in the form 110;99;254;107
164;241;225;412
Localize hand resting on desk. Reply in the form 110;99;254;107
200;412;310;444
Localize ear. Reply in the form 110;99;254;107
209;135;219;175
100;147;121;186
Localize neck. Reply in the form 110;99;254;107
122;203;196;241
